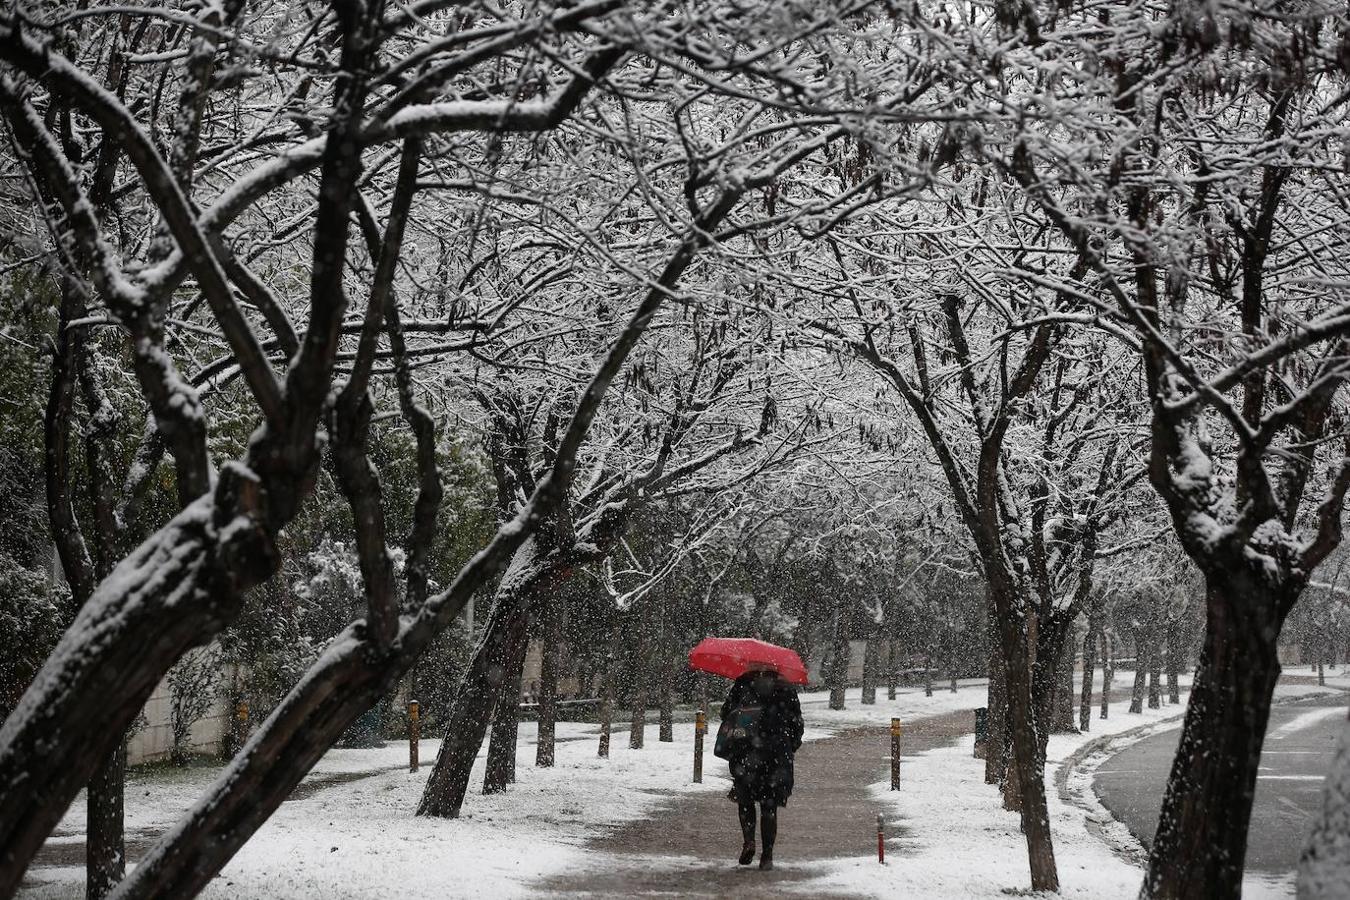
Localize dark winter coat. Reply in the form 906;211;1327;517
720;672;804;807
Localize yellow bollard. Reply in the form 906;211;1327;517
409;699;420;773
693;711;706;783
890;718;901;791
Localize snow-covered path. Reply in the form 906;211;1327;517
540;708;977;898
19;674;1339;898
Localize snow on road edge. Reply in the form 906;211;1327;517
786;676;1340;899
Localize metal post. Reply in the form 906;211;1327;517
408;699;420;773
693;710;705;783
890;717;901;790
877;813;886;864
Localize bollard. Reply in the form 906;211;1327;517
693;711;706;783
890;718;901;790
877;813;886;864
408;699;420;773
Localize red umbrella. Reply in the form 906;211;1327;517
688;637;809;686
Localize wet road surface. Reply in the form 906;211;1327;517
1093;692;1346;873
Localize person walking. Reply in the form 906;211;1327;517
716;668;804;870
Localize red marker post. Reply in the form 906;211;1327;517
877;813;886;864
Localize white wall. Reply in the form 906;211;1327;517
126;655;233;766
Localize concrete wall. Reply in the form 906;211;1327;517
805;639;866;685
126;653;233;766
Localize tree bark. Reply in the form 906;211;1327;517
86;744;125;900
418;594;531;817
1299;715;1350;896
1166;628;1182;704
657;653;675;743
535;597;562;768
1051;634;1077;733
1141;576;1286;899
886;637;899;700
999;609;1058;891
1130;626;1148;714
985;637;1008;786
483;628;527;794
1100;630;1113;720
1080;621;1098;732
598;640;617;758
1148;622;1163;710
628;671;648;750
828;605;849;710
861;636;880;705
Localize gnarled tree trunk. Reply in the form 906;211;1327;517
535;598;562;767
483;629;528;794
1141;573;1287;899
418;584;532;818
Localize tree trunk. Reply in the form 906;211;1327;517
483;628;527;794
828;611;849;710
1000;614;1059;890
535;597;562;768
1141;576;1286;899
1299;715;1350;896
924;652;934;697
1051;635;1077;733
986;637;1008;786
658;654;675;743
1100;630;1113;720
598;650;616;758
1130;627;1148;714
418;596;531;818
0;505;271;895
1148;622;1163;710
886;638;899;700
1166;629;1182;704
861;636;879;705
108;519;547;898
1080;621;1099;732
628;681;648;749
85;743;125;900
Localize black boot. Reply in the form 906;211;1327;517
759;802;777;870
737;802;756;865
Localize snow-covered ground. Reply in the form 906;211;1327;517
788;673;1344;899
797;678;988;729
21;681;987;899
21;674;1340;898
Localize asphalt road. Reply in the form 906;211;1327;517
1093;693;1346;873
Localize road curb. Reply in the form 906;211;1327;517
1056;687;1347;867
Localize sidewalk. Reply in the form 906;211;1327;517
540;709;978;898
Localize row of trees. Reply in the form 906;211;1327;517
2;1;1350;899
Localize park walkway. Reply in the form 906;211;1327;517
540;708;976;898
